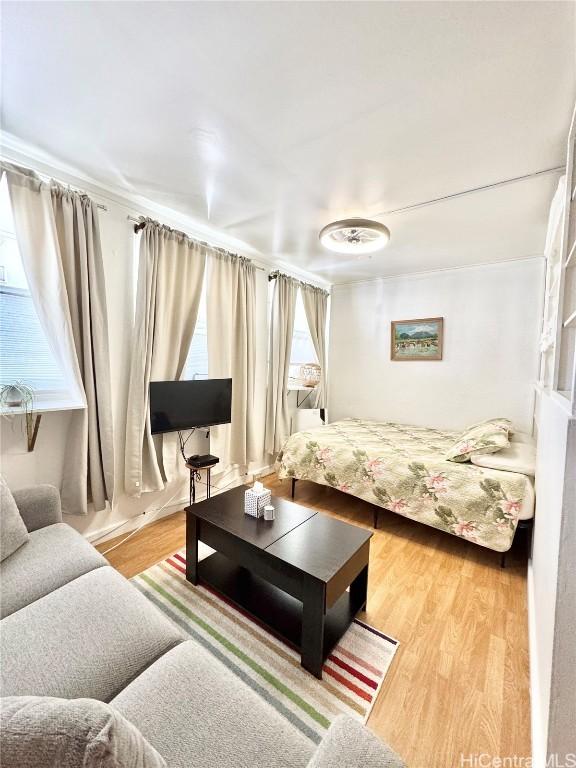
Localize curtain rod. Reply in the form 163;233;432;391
268;269;329;294
0;158;109;211
128;215;265;271
129;216;329;289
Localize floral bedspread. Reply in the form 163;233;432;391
275;419;531;552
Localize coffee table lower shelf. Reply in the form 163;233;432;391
197;551;365;672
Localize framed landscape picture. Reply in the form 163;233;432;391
391;317;443;361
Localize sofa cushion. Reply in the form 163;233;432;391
0;566;184;702
112;640;314;768
0;523;107;618
0;695;167;768
1;476;30;562
306;715;405;768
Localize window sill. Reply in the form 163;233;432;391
288;383;317;392
0;399;85;416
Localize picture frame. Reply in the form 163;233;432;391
391;317;443;361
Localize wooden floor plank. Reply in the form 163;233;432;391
96;474;531;768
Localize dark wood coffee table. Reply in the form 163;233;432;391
185;485;372;678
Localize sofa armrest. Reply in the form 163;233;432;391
308;716;405;768
12;485;62;532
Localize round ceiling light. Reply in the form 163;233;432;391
319;218;390;255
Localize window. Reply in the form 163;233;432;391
0;176;66;396
181;283;208;380
289;288;317;383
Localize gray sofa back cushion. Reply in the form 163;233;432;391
0;476;30;562
0;696;167;768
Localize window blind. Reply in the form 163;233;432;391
0;286;66;391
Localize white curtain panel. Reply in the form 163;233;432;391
264;274;298;455
2;163;114;515
207;252;257;471
124;221;206;496
301;284;329;409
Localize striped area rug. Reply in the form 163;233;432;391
132;546;398;745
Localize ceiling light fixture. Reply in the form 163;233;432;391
319;218;390;255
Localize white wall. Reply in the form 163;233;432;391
328;259;544;433
530;392;576;767
1;411;72;489
0;173;274;543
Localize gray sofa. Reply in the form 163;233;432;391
0;484;405;768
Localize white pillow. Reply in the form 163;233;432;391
470;442;536;476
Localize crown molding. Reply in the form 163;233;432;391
330;254;544;289
0;132;331;289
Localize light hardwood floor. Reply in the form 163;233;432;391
97;474;531;768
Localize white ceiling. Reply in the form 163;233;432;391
1;1;575;283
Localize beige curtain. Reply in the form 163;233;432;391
2;163;114;514
301;284;329;409
124;220;206;496
1;164;85;408
264;274;298;455
207;253;257;471
50;185;114;512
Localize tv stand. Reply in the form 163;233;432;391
186;454;219;505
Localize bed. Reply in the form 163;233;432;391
275;418;535;553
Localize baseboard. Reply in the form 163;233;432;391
527;558;545;768
84;498;188;544
85;463;276;545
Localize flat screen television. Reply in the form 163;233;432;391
149;378;232;434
